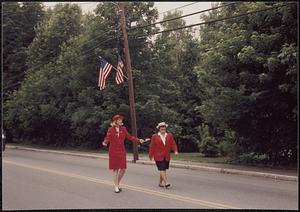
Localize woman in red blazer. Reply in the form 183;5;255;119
149;122;178;188
102;115;144;193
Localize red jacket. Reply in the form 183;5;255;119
103;126;139;159
149;132;178;161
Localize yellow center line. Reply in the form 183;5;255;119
3;160;239;209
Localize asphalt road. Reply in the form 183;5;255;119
2;149;298;210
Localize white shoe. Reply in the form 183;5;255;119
114;187;120;193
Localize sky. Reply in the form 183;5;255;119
43;2;215;25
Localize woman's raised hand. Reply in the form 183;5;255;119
102;141;107;146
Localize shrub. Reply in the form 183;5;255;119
197;124;219;157
198;136;219;157
231;152;268;165
219;130;241;157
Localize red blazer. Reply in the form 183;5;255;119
103;126;140;157
149;132;178;161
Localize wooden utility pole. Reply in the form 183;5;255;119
117;2;139;162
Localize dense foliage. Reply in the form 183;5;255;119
3;2;298;166
3;2;44;96
195;2;297;165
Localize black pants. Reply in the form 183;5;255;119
155;157;170;171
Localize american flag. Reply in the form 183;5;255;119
116;57;125;84
98;57;113;90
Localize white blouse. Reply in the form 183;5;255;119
158;132;167;145
115;127;120;137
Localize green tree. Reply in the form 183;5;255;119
4;3;83;145
3;2;44;96
145;11;203;152
26;3;82;71
195;2;297;165
197;124;219;157
4;2;161;149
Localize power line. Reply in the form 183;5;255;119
4;3;296;92
3;81;21;91
130;2;239;31
3;23;117;78
80;36;117;56
3;17;119;65
3;24;117;91
82;38;120;59
3;27;115;66
31;38;106;69
4;42;114;91
3;9;117;55
2;2;96;15
4;72;25;82
75;28;116;48
158;2;199;15
129;3;293;38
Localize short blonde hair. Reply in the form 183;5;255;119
110;120;123;127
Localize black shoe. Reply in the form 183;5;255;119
165;184;171;188
118;187;122;192
159;184;164;187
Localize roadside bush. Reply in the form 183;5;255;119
198;136;219;157
231;152;268;165
197;124;219;157
219;130;242;157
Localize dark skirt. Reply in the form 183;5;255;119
155;158;170;171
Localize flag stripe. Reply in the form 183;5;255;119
98;58;113;90
103;64;113;78
98;69;102;87
116;59;124;84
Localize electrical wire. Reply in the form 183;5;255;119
74;28;116;48
5;2;295;91
78;32;117;55
130;2;239;31
2;2;96;15
129;3;294;38
158;2;199;15
3;81;21;90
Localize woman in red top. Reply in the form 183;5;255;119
149;122;178;188
102;115;144;193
